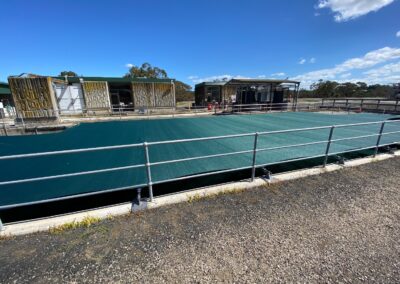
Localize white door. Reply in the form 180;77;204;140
54;83;85;114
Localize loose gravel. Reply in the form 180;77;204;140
1;157;400;283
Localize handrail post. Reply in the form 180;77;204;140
251;132;259;181
323;126;335;167
374;122;385;157
0;217;3;231
143;142;154;202
2;114;7;136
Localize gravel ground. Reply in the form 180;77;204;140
1;157;400;283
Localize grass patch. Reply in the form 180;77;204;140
0;233;15;242
187;187;246;203
49;216;101;234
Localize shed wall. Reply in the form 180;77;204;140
82;81;111;111
195;85;206;106
8;77;58;118
132;82;175;108
222;86;237;103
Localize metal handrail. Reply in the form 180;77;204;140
0;119;399;215
0;163;145;186
2;100;398;137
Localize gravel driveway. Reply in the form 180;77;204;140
1;157;400;283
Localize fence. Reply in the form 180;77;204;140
0;118;399;229
2;100;400;137
321;98;400;113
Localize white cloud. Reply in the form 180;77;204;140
125;63;134;68
340;72;352;78
310;57;316;63
299;58;306;64
258;75;267;78
363;61;400;78
188;75;198;80
271;72;286;77
317;0;395;22
396;31;400;37
293;46;400;87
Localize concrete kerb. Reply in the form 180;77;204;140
1;150;399;237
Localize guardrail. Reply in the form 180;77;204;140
2;100;400;137
228;102;318;113
321;99;400;112
0;118;399;229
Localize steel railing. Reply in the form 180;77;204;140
321;99;400;112
3;99;400;136
0;119;399;223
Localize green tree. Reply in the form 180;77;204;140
124;63;167;79
175;81;194;102
304;80;396;99
310;80;339;98
59;71;78;77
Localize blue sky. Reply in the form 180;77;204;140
1;0;399;88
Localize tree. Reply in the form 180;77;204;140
175;81;194;102
303;80;396;99
310;80;339;98
59;71;78;77
124;63;168;79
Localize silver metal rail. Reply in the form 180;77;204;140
0;119;399;221
2;99;399;137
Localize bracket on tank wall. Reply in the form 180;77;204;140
333;155;346;165
131;188;142;212
384;146;395;154
261;167;272;180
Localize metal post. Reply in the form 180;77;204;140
251;132;259;181
143;142;154;201
136;188;142;206
2;114;7;136
345;99;349;109
323;126;335;167
2;123;7;136
395;100;399;112
360;99;364;110
332;99;336;108
374;122;385;157
0;218;3;231
20;112;25;130
377;100;380;110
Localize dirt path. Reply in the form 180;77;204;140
1;157;400;283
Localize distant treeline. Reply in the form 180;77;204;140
300;80;400;99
